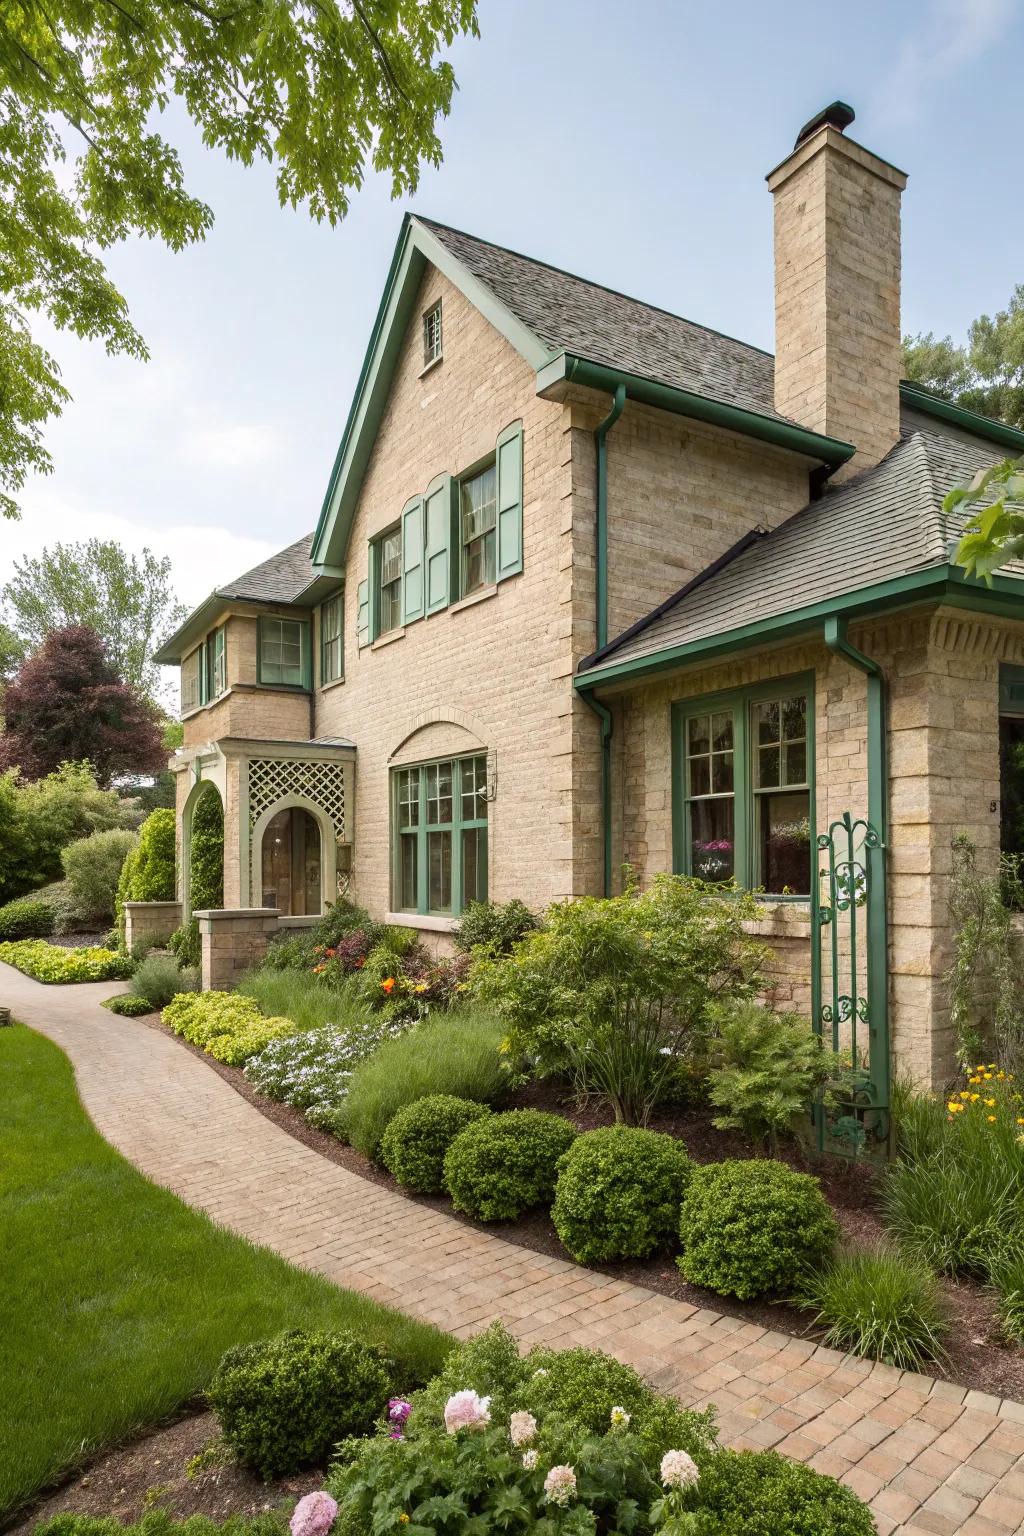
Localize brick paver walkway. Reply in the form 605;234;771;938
7;964;1024;1536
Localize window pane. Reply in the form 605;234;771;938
689;755;711;797
400;835;418;910
712;712;733;752
428;830;452;911
690;799;735;882
688;715;710;755
756;700;780;744
461;466;498;595
1001;717;1024;859
760;790;811;895
712;752;733;794
462;827;487;905
783;695;807;742
181;650;199;711
461;756;486;821
398;769;419;829
784;740;807;785
426;762;453;825
759;744;780;787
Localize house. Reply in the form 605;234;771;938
153;102;1024;1105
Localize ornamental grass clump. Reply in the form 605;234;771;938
678;1159;838;1300
798;1244;950;1371
208;1328;392;1479
130;950;196;1010
379;1094;492;1192
443;1109;577;1222
552;1125;692;1264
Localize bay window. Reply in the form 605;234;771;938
258;616;309;687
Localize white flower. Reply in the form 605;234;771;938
610;1405;631;1428
509;1411;537;1447
543;1465;577;1506
522;1449;539;1471
660;1449;700;1490
443;1389;492;1435
532;1368;548;1379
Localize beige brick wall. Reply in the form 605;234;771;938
182;612;311;749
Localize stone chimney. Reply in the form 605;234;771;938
768;102;907;478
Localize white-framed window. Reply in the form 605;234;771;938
181;647;201;713
459;461;498;596
320;593;343;684
423;300;443;367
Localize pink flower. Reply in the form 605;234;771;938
522;1449;539;1471
388;1397;413;1426
290;1492;338;1536
509;1411;537;1447
660;1449;700;1490
543;1465;577;1506
444;1389;492;1434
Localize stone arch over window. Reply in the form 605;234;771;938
389;709;488;767
181;777;224;922
251;793;337;915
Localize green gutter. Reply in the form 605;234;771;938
582;693;614;898
537;353;856;468
595;384;626;651
574;565;1024;692
823;617;891;1149
900;381;1024;455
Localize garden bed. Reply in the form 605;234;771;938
143;1010;1024;1401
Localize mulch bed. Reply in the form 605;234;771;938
5;1412;321;1536
133;1009;1024;1401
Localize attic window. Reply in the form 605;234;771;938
423;301;442;367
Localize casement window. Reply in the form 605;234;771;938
423;300;442;367
999;664;1024;860
320;592;344;684
257;616;310;688
205;626;226;702
393;753;488;916
355;421;523;648
673;677;813;897
181;647;201;713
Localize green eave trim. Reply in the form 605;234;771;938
310;214;555;575
538;353;856;468
154;591;316;666
574;565;1024;691
900;381;1024;454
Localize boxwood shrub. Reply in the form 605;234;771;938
380;1094;492;1192
443;1108;577;1221
208;1328;391;1478
0;894;54;940
678;1159;838;1299
552;1125;692;1263
680;1447;875;1535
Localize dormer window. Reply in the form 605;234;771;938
423;300;442;367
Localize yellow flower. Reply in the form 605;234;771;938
984;1098;996;1108
984;1072;994;1081
1016;1117;1024;1126
959;1091;971;1100
988;1115;997;1122
968;1076;981;1085
998;1071;1007;1081
398;1516;410;1526
970;1094;980;1102
947;1101;964;1114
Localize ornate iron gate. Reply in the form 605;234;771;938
811;810;891;1155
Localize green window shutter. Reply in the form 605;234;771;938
495;421;523;582
401;496;425;624
199;638;209;705
424;474;452;614
356;578;369;648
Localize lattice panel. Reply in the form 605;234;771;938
248;758;348;839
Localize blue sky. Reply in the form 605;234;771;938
2;0;1022;614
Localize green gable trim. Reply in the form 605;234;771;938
574;565;1024;692
900;381;1024;454
538;353;856;469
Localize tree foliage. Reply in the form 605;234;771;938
945;456;1024;582
903;283;1024;430
0;760;129;904
0;0;479;518
0;624;164;783
2;538;186;697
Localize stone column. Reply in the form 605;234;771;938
196;908;280;992
124;901;183;953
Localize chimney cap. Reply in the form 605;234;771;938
794;100;855;149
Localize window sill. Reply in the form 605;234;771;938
320;675;346;694
449;584;498;615
386;912;459;934
418;354;443;379
371;628;405;651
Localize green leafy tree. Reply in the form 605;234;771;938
0;760;128;904
945;457;1024;581
0;0;479;519
903;283;1024;430
0;620;24;681
2;539;186;698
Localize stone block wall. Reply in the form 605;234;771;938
197;908;280;992
124;901;182;953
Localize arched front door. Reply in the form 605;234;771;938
260;806;322;916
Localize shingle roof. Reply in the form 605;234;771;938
216;533;315;604
581;429;1011;673
418;218;790;426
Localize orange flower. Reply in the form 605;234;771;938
381;977;396;993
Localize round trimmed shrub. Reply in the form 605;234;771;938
102;994;154;1017
443;1109;577;1222
0;895;54;940
678;1159;838;1300
683;1448;875;1535
380;1094;492;1192
208;1328;391;1478
552;1125;692;1263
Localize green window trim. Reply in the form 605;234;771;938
181;646;201;713
671;672;815;900
257;615;311;689
320;592;344;685
391;752;488;917
205;625;226;702
370;525;403;640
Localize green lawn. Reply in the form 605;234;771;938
0;1023;452;1519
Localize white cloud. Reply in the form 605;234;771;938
184;420;290;469
874;0;1014;125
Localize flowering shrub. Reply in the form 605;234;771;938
162;991;295;1065
679;1159;838;1300
552;1126;692;1264
245;1018;410;1124
379;1094;492;1193
443;1109;577;1222
0;938;132;982
208;1328;392;1478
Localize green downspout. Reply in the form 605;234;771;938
586;384;626;898
823;616;891;1143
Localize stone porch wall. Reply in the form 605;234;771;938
124;901;182;954
197;908;281;992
